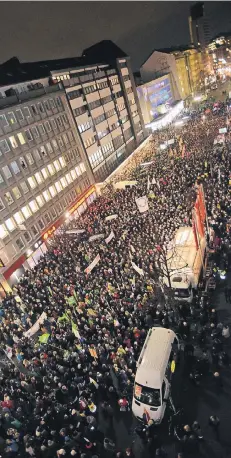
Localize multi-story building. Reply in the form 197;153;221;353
208;34;231;78
51;41;145;182
189;2;211;50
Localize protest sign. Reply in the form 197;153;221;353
105;214;118;222
85;254;100;275
89;234;104;242
131;261;144;276
135;196;149;213
24;312;47;338
105;231;115;244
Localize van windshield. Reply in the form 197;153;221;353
134;383;161;407
174;288;191;298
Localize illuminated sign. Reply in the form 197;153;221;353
42;226;56;241
68;186;96;215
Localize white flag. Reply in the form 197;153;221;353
131;261;144;276
152;177;156;185
147;176;151;191
85;254;100;275
135;196;149;213
105;231;115;244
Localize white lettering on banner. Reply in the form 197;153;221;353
105;231;115;244
24;312;47;338
85;254;100;275
66;229;85;234
131;261;144;276
89;234;104;242
105;214;118;222
135;196;149;213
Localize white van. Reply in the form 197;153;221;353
132;327;179;424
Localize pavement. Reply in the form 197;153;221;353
101;281;231;458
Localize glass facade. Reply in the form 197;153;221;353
137;76;173;120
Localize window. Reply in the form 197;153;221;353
71;169;77;180
62;133;69;144
101;95;112;105
56;96;63;108
34;149;41;161
55;181;62;193
47;163;55;175
58;137;64;148
54;160;61;172
9;135;18;149
19;157;27;169
51;207;57;219
35;171;43;184
24;232;32;243
66;173;72;184
74;106;86;117
6;218;16;232
15;238;25;251
83;84;97;95
24;129;33;141
22;205;32;219
17;132;26;145
40;145;47;157
27;176;37;189
0;139;10;154
49;185;57;197
41;168;48;180
31;105;38;115
7;112;17;125
36;195;45;208
0;114;9;128
31;126;39;139
3;165;12;179
23;107;31;118
43;190;51;202
46;142;53;154
44;213;51;225
20;181;29;194
4;192;14;205
14;211;25;225
67;89;83;100
45;121;52;132
51;119;58;130
57;116;63;128
97;80;108;90
75;165;81;176
38;124;46;135
62;114;69;125
51;139;58;149
49;99;56;110
26;152;34;165
78;121;92;133
0;198;5;211
0;173;4;184
83;136;96;149
16;109;24;121
0;224;8;239
60;177;67;188
29;200;39;213
38;103;45;114
31;225;38;236
10;161;20;175
59;156;66;168
38;219;45;230
12;187;21;200
44;100;51;112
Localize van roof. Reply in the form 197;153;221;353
135;327;176;389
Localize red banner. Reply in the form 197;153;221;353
192;216;199;250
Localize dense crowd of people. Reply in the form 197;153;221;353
0;97;231;458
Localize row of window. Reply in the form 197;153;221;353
0;114;70;156
123;75;130;82
0;97;64;130
110;77;119;86
0;165;87;238
74;106;87;117
78;120;93;134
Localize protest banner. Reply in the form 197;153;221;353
85;254;100;275
24;312;47;338
131;261;144;276
135;196;149;213
105;231;115;244
66;229;85;234
89;234;104;242
105;214;118;222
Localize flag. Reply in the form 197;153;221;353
131;261;144;277
71;321;80;339
147;175;151;191
89;377;99;389
38;333;50;344
192;216;199;251
66;296;76;307
89;347;98;358
85;254;100;275
58;312;70;323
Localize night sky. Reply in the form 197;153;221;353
1;2;231;70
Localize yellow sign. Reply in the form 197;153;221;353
171;360;176;373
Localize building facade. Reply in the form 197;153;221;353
208;34;231;78
0;83;97;291
51;56;145;182
189;2;211;50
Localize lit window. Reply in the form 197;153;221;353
59;156;66;168
19;157;27;169
35;172;43;184
12;187;22;200
55;181;62;193
4;192;14;205
7;112;17;125
49;185;57;197
46;142;53;153
29;200;39;213
52;139;58;149
0;139;10;154
26;153;34;165
47;164;55;175
54;160;61;171
31;126;39;138
0;224;8;239
20;181;29;194
66;173;72;184
14;211;25;225
79;162;86;173
71;169;77;180
9;136;18;149
10;161;20;175
40;145;47;157
6;218;16;232
36;195;45;208
60;177;67;188
27;176;37;189
43;190;51;202
41;168;49;180
2;165;12;179
22;205;32;219
75;166;81;176
17;133;26;145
